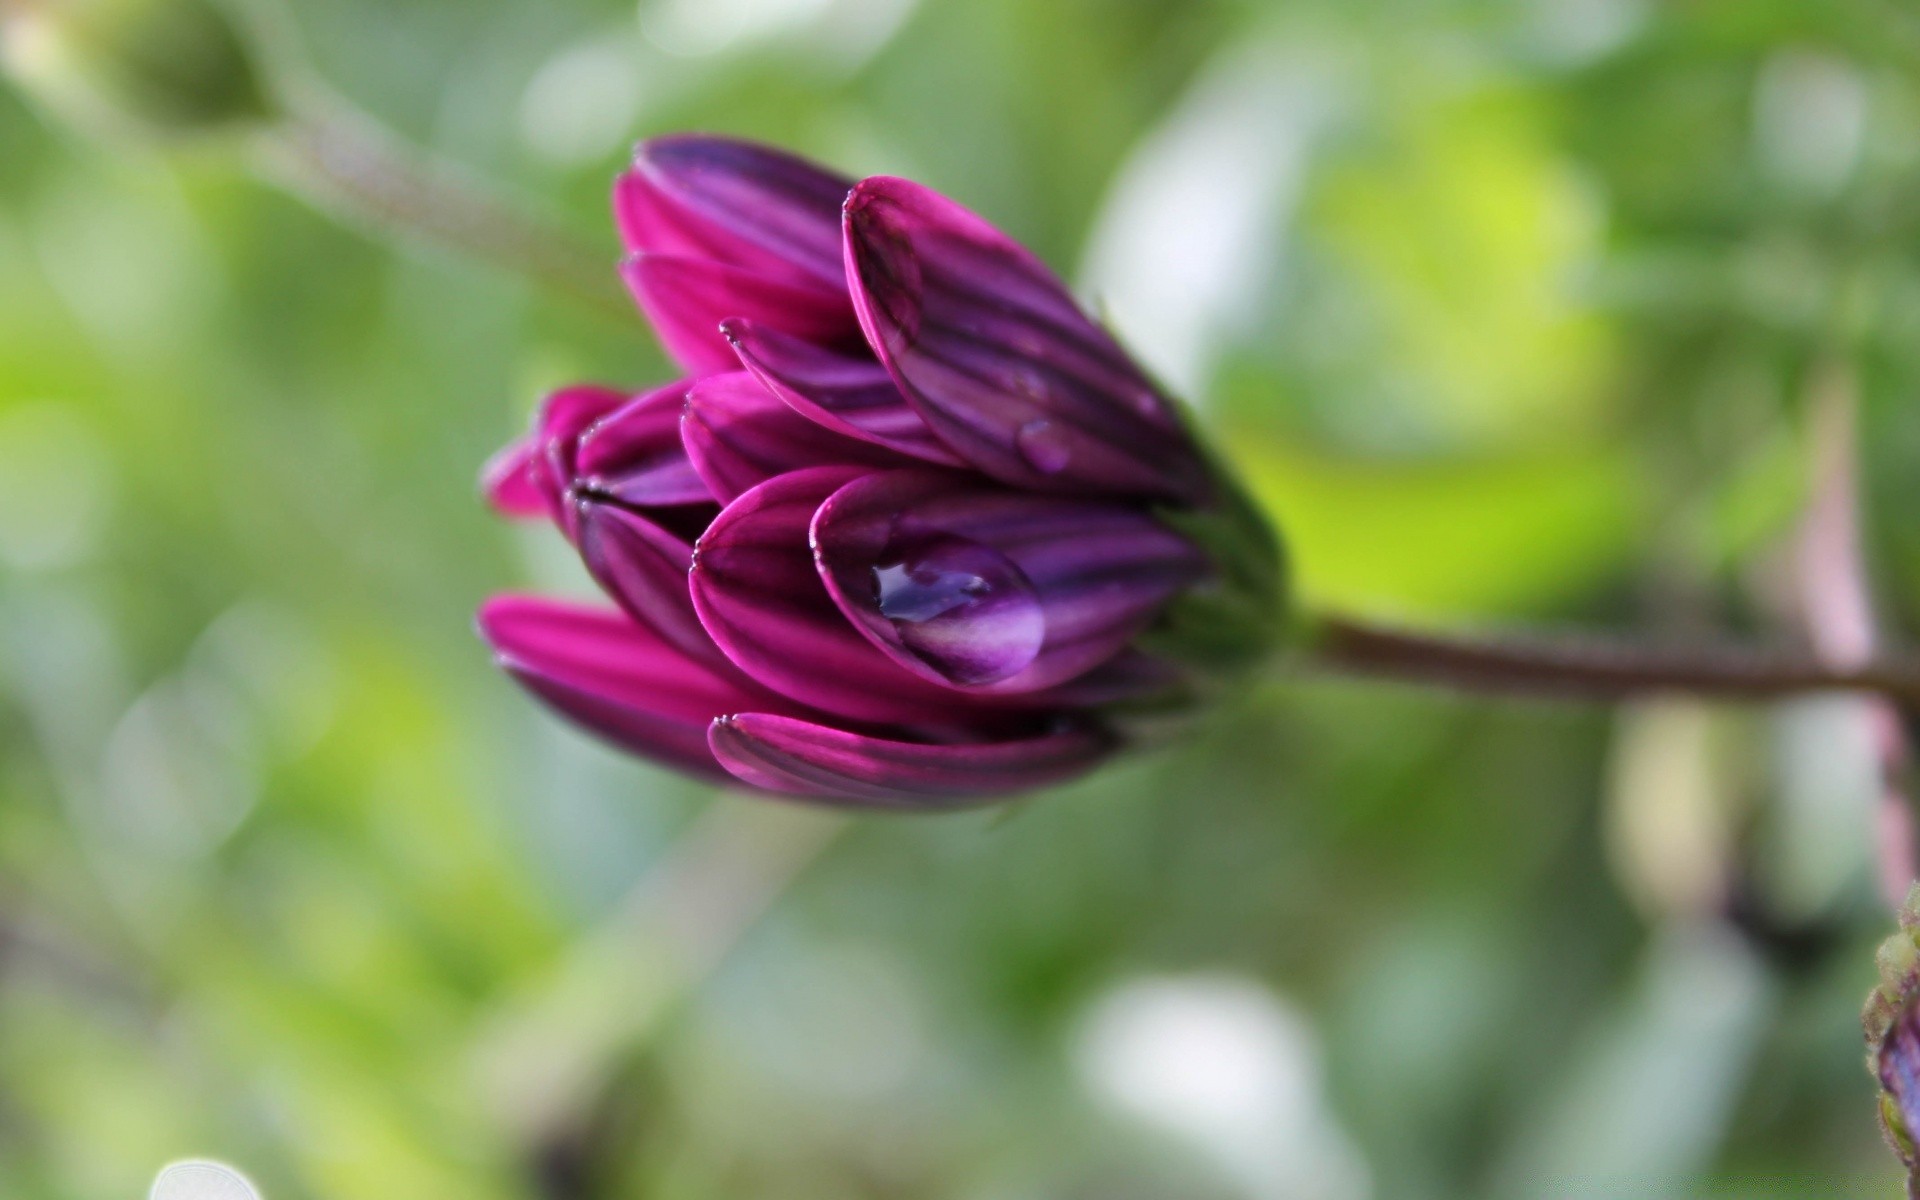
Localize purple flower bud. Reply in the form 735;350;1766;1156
1867;888;1920;1189
479;135;1284;807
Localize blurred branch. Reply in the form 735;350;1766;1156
1;0;633;318
1305;614;1920;708
468;799;848;1149
252;101;633;321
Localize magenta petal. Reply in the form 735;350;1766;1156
709;712;1114;807
574;380;713;509
813;470;1208;693
722;319;964;466
843;176;1210;502
532;385;630;537
682;371;917;504
690;466;994;725
481;437;546;518
478;594;758;778
573;499;731;670
624;254;857;376
616;135;852;289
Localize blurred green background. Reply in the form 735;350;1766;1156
2;0;1919;1195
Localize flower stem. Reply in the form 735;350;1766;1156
251;103;632;321
1302;613;1920;707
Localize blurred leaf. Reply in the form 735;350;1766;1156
1304;76;1614;446
1227;431;1643;618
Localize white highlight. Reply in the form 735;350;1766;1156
1768;696;1879;918
519;40;646;167
1080;43;1340;402
1753;50;1868;196
151;1161;261;1200
1076;974;1370;1200
1491;924;1774;1191
634;0;917;69
1522;0;1648;66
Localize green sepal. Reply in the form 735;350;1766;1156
1146;454;1289;678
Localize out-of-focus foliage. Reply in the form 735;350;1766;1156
0;0;1913;1196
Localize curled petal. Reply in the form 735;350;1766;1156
813;470;1208;693
709;712;1114;807
843;176;1210;502
617;135;852;289
574;498;728;669
723;319;964;466
481;436;546;518
623;254;857;376
690;466;996;725
574;380;713;509
532;385;630;537
682;371;916;504
478;594;767;779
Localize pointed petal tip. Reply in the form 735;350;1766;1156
571;378;715;510
843;174;919;216
480;438;546;518
618;136;854;292
723;317;965;466
623;252;858;376
842;174;1210;502
632;132;840;180
683;369;919;503
841;174;1001;255
473;593;519;646
475;593;770;780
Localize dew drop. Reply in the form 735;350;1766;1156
870;534;1043;686
1015;419;1073;474
1010;367;1050;400
1131;386;1171;422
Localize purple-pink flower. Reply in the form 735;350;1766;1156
479;135;1281;808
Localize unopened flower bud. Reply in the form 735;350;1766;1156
1;0;274;138
1864;884;1920;1191
479;135;1287;808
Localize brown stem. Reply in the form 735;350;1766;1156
1304;614;1920;707
252;103;631;320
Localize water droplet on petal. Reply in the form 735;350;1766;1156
1131;386;1171;421
870;534;1043;686
1016;419;1072;475
1010;367;1050;401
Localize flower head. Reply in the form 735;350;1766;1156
1868;885;1920;1190
480;135;1283;808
